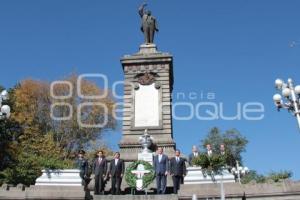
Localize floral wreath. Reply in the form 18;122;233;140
125;160;155;189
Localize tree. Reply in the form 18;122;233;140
222;129;248;164
240;170;266;184
49;75;116;157
11;75;116;158
201;127;248;167
0;86;23;172
0;131;75;186
267;170;292;182
0;81;72;185
201;127;223;152
199;127;293;184
0;74;116;185
241;170;292;184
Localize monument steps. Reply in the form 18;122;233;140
92;194;179;200
88;176;176;193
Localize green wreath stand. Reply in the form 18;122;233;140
125;160;155;194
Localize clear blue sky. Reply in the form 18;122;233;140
1;0;300;179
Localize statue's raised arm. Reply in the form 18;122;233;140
139;3;147;18
138;3;158;44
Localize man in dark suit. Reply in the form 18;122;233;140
109;152;125;195
219;144;235;168
75;150;89;187
188;145;199;166
170;149;186;194
206;144;213;157
93;150;107;195
153;147;169;194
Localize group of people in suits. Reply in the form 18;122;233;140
188;144;227;165
76;144;225;195
153;147;186;194
75;150;125;195
93;151;125;195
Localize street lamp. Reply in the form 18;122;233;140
231;161;249;184
273;78;300;130
0;90;10;119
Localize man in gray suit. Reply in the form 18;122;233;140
139;3;159;44
93;150;107;195
188;145;199;166
153;147;169;194
206;144;213;157
170;149;186;194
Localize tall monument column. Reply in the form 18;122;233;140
119;44;176;161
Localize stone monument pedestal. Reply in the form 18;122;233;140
184;167;235;184
35;169;82;186
138;152;154;165
119;44;176;161
138;43;158;54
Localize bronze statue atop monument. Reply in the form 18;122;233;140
139;3;159;44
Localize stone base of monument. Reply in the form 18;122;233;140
184;167;235;184
26;169;87;199
0;185;86;200
138;43;158;54
138;152;154;166
2;181;300;200
26;185;86;199
88;161;174;194
35;169;82;186
93;194;179;200
179;180;300;200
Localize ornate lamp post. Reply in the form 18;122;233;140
0;90;10;119
231;161;249;184
273;78;300;130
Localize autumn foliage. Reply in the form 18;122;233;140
0;75;116;185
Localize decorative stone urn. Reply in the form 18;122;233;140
139;129;153;153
